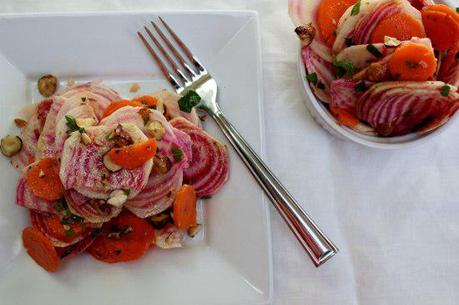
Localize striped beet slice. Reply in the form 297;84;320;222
59;124;153;199
30;210;86;247
330;79;374;115
170;117;229;198
356;81;459;136
16;172;55;213
60;81;120;119
56;230;100;259
125;166;183;218
150;89;201;126
65;189;121;223
302;43;334;103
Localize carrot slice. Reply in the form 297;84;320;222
22;227;59;272
26;158;64;201
107;138;157;169
330;106;359;128
422;5;459;51
132;96;158;108
87;210;155;263
388;43;437;81
439;42;459;79
31;211;87;243
317;0;357;47
370;13;426;44
173;184;197;229
102;100;142;118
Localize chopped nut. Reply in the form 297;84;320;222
63;224;71;230
294;23;316;47
38;169;45;177
103;153;122;172
138;108;151;125
384;36;401;48
107;190;128;207
37;74;58;97
67;79;76;88
1;135;22;157
152;154;171;175
14;118;27;128
129;83;140;93
145;120;165;140
81;133;92;145
75;117;97;129
187;224;201;238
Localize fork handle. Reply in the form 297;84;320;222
211;110;338;266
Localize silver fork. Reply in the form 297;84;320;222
138;17;338;267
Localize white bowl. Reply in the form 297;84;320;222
297;48;458;149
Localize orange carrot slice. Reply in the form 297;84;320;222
22;227;59;272
388;43;437;81
132;96;158;108
26;158;64;201
422;5;459;51
87;210;155;263
370;13;426;44
330;106;359;128
317;0;357;47
173;184;197;229
107;139;157;169
102;100;142;119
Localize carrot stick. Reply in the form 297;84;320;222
388;43;437;81
317;0;357;47
422;5;459;51
132;96;158;108
26;158;64;201
102;100;143;119
107;139;157;169
370;13;425;44
22;227;59;272
173;184;197;229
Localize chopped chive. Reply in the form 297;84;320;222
367;44;383;58
351;0;361;16
123;189;131;196
441;85;450;97
306;72;318;85
171;145;184;162
317;82;325;90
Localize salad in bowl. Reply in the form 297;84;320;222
289;0;459;146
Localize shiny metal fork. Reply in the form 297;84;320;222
138;17;338;266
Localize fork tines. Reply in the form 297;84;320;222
138;17;206;93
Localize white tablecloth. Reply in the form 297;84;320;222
2;1;459;304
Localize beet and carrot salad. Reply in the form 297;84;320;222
289;0;459;137
1;80;229;272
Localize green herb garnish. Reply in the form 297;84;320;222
317;82;325;90
171;145;184;162
148;105;156;109
123;189;131;196
65;115;85;134
441;85;451;97
332;29;337;37
333;58;355;77
456;7;459;13
354;80;367;93
65;228;74;237
306;72;318;85
81;97;87;102
351;0;361;16
178;90;201;113
367;44;383;58
105;131;114;141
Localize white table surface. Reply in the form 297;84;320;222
2;1;459;304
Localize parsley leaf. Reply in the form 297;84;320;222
171;145;184;162
333;58;355;77
65;227;74;237
178;90;201;113
367;44;383;58
65;115;85;134
123;189;131;196
441;85;451;97
306;72;318;85
351;0;361;16
317;82;325;90
81;97;87;102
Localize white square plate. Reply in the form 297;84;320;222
0;11;272;305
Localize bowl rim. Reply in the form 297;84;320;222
296;47;458;149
